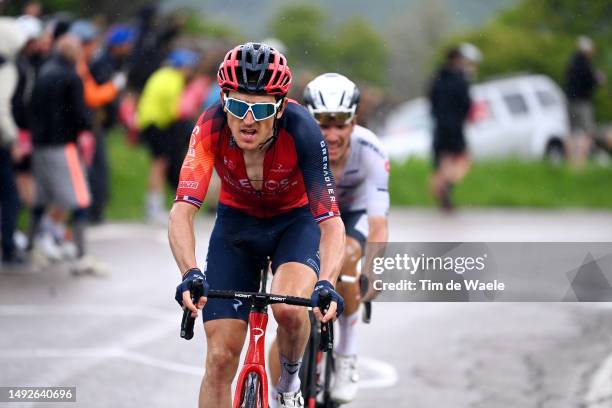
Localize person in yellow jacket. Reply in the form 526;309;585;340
137;48;199;222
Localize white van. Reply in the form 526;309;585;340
381;74;570;162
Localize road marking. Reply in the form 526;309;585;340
0;347;397;389
0;304;177;324
0;305;399;389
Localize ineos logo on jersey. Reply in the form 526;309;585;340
264;179;290;191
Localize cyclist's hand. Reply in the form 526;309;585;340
311;280;344;323
175;268;209;318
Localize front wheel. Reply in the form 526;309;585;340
240;372;261;408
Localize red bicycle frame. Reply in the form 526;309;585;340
233;308;270;408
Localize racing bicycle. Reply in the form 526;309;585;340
299;274;371;408
180;260;333;408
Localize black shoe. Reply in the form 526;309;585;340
2;251;28;268
440;183;455;212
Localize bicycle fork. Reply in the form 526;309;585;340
233;306;269;408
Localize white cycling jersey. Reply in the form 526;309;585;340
335;125;390;216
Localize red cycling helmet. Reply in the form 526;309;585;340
217;42;292;96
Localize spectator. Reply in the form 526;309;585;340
70;20;126;112
13;15;43;208
87;25;135;223
23;1;42;18
127;5;183;93
428;43;481;211
0;17;28;266
27;34;99;274
565;36;606;166
136;48;199;222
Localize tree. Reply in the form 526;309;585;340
269;4;388;87
439;0;612;120
329;17;388;86
385;0;452;100
269;4;330;71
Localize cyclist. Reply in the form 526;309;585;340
269;73;389;405
168;43;346;408
304;73;389;403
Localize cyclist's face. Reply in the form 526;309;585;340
320;119;355;163
224;91;286;151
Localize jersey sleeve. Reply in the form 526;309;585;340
174;111;216;208
286;103;340;223
363;136;390;217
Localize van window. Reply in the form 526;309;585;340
536;90;557;108
503;94;529;116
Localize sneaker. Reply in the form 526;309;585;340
35;232;63;262
13;230;29;251
276;390;304;408
331;354;359;403
1;251;29;271
70;255;110;277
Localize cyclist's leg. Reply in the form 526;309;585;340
333;212;366;403
271;262;316;392
200;319;247;408
270;208;320;396
337;237;363;318
337;210;367;324
199;205;263;407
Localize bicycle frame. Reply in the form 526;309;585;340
181;263;330;408
233;298;270;408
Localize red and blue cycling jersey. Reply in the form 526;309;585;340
175;100;340;222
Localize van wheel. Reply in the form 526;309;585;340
545;140;565;165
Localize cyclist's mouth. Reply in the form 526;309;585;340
327;142;343;156
240;128;257;142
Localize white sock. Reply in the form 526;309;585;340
276;354;301;393
335;311;359;356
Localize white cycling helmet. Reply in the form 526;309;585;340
303;73;360;125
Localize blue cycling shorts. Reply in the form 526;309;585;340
202;204;321;322
341;209;368;252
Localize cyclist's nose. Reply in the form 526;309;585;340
243;109;256;125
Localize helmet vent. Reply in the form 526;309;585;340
318;91;327;107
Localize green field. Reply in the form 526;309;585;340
389;158;612;209
106;132;612;220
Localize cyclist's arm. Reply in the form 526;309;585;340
290;104;344;281
168;201;198;274
368;216;388;244
363;133;390;300
318;216;346;285
170;112;216;276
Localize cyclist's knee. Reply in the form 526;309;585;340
205;346;241;380
272;304;307;332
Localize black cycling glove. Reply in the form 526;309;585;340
311;280;344;317
175;268;209;307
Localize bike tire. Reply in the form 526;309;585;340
240;372;261;408
300;312;320;407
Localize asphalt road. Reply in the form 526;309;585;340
1;208;612;408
